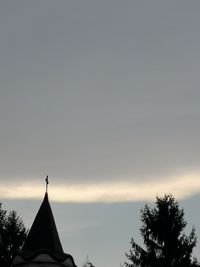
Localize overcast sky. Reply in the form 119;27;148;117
1;1;200;267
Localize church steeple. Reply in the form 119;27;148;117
12;181;76;267
21;192;65;260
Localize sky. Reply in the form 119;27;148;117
0;1;200;267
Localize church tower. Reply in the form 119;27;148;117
12;179;76;267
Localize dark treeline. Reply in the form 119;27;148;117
0;195;200;267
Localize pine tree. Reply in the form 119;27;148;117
0;204;27;267
126;195;198;267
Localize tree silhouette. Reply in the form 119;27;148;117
0;204;27;267
126;195;198;267
82;256;95;267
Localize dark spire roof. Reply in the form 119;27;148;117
21;193;66;260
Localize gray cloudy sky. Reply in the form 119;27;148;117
1;1;200;266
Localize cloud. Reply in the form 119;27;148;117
0;172;200;203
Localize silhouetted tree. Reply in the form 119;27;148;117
0;204;27;267
126;195;198;267
82;256;95;267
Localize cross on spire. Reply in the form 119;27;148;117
45;175;49;193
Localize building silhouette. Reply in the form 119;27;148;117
12;192;76;267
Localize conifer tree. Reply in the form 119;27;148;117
126;195;198;267
0;204;27;267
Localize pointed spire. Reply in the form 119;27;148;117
13;180;77;267
21;193;65;260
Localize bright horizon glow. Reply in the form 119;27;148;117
0;173;200;203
